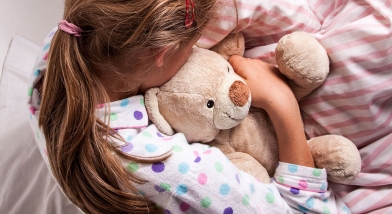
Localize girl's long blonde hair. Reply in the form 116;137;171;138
39;0;216;213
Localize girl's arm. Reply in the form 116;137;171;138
228;55;314;168
122;124;345;213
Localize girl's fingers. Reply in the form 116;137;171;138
228;55;249;78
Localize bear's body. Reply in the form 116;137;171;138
145;32;361;183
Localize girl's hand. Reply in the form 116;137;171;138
228;55;315;168
228;55;291;111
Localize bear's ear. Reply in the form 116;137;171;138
210;32;245;60
145;88;175;136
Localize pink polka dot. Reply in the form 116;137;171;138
43;52;48;60
179;202;190;212
198;173;207;185
96;104;104;109
298;180;308;189
29;107;36;115
194;151;199;156
202;150;212;154
44;148;48;156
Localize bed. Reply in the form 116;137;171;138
0;35;82;214
1;0;391;213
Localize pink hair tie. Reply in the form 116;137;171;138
58;20;82;37
185;0;195;28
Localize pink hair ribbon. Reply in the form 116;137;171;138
185;0;195;28
58;20;82;37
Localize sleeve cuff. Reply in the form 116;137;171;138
273;162;328;192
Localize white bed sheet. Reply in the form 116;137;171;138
0;35;81;214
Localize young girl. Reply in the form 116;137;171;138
28;0;350;213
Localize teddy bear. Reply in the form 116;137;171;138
145;32;361;184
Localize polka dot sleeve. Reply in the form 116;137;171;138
120;123;293;214
273;162;350;213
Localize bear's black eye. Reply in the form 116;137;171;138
207;100;214;108
227;67;230;73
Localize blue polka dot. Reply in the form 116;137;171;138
178;163;190;174
288;164;298;173
127;135;133;142
43;43;50;50
138;190;146;196
306;198;314;208
33;69;41;76
120;99;129;107
343;205;350;213
249;183;255;193
220;184;230;195
320;182;327;190
298;205;309;212
267;188;274;193
176;184;188;195
145;144;158;153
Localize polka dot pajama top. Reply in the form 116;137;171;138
28;28;351;214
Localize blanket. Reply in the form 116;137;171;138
197;0;392;213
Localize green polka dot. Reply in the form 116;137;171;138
160;183;171;191
28;87;33;96
266;192;275;204
142;131;152;138
110;113;118;121
214;162;223;172
140;98;145;106
242;194;249;206
201;197;212;208
313;169;322;177
322;206;330;214
127;162;139;172
278;176;285;183
172;145;183;152
35;131;40;140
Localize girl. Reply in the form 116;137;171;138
28;0;350;213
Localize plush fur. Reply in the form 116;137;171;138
145;32;361;183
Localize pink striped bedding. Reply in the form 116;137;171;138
197;0;392;213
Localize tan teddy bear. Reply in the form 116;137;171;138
145;32;361;183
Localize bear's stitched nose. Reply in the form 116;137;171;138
229;81;249;107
